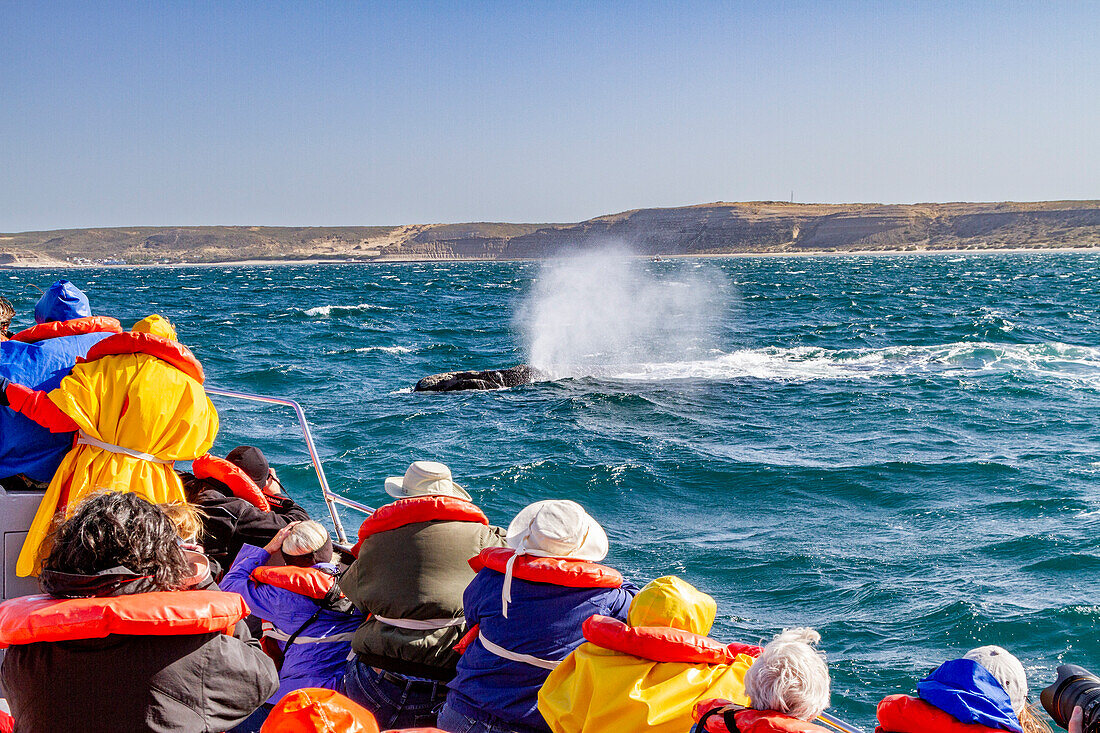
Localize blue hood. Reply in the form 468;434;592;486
918;658;1023;733
34;280;91;324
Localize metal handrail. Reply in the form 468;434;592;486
205;387;375;544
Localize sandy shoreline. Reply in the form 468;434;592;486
3;247;1100;270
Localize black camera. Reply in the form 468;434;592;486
1042;664;1100;732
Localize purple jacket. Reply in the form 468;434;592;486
221;544;364;703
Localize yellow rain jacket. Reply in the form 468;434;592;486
15;315;218;576
537;576;754;733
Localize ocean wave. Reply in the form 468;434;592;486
298;302;392;317
354;345;413;354
604;341;1100;385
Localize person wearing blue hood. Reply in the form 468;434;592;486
876;645;1048;733
0;280;121;491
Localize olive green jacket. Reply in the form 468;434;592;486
339;517;507;680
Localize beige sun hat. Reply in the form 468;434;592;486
499;500;610;618
384;461;472;501
506;500;609;561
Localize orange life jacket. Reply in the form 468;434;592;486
260;687;380;733
250;565;338;601
11;316;123;343
695;701;833;733
350;495;489;557
581;615;762;665
192;453;271;511
470;547;624;588
81;331;205;383
876;695;1014;733
0;590;248;648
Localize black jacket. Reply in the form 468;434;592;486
180;471;311;570
0;570;278;733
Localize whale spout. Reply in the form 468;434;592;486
414;364;544;392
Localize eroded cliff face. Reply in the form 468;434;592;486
3;201;1099;265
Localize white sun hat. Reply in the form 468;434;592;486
499;500;609;617
965;645;1029;714
384;461;472;501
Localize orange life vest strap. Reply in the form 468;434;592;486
11;316;123;344
0;591;248;648
251;566;336;600
582;615;757;665
351;496;489;556
82;332;205;384
193;454;271;511
470;548;623;589
876;695;1010;733
695;701;832;733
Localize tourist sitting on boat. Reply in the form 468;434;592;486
537;575;759;733
0;296;13;340
259;688;381;733
221;520;365;732
0;280;121;492
876;645;1048;733
339;460;507;729
437;499;638;733
692;628;833;732
0;313;219;577
0;491;277;733
181;445;311;570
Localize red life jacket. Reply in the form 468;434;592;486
251;565;337;600
0;591;248;648
470;547;624;588
695;701;832;733
192;453;271;511
876;695;1013;733
350;495;489;557
81;332;205;383
581;615;762;665
11;316;123;344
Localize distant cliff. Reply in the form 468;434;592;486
3;201;1099;265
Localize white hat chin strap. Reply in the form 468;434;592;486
501;539;561;619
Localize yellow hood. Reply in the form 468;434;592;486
628;575;717;634
538;575;752;733
131;314;178;340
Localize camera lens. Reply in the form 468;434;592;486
1042;665;1100;732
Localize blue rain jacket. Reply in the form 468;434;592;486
918;658;1023;733
34;280;91;324
221;544;365;704
445;566;639;732
0;332;113;482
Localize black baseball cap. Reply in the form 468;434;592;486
226;445;271;486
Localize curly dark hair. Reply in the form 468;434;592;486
41;491;191;591
0;296;13;337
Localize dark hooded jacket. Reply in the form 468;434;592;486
0;566;278;733
180;471;311;570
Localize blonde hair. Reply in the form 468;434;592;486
163;501;204;544
744;627;830;721
1019;705;1050;733
282;520;329;557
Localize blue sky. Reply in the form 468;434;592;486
1;1;1097;231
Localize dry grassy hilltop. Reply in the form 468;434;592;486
3;200;1099;266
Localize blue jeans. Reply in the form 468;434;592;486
437;701;547;733
342;658;447;729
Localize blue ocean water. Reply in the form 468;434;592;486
6;252;1100;727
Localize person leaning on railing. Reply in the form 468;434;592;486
338;461;507;730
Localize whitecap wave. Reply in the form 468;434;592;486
606;342;1100;385
300;303;391;317
354;345;413;354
